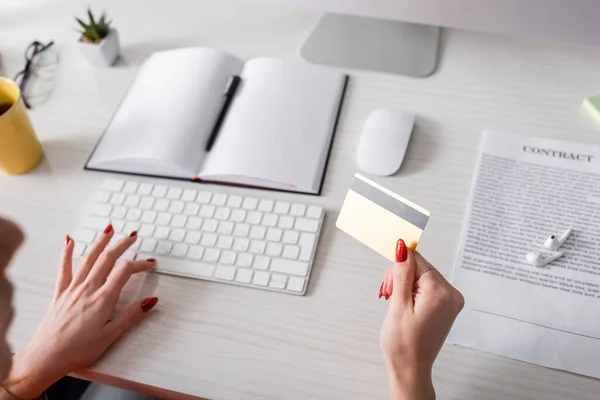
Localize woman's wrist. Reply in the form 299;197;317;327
385;360;435;400
2;350;61;400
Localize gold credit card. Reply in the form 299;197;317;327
336;174;430;261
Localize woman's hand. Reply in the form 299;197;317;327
2;225;158;399
380;239;464;400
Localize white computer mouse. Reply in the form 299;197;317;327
357;109;415;176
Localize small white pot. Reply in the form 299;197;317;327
78;28;120;67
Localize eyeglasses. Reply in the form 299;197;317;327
13;41;55;109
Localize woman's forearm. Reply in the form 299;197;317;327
1;351;58;400
386;364;435;400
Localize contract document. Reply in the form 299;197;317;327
449;130;600;378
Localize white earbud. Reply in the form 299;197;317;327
525;251;564;267
543;228;572;250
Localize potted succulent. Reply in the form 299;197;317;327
76;8;120;67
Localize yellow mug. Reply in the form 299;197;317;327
0;77;43;175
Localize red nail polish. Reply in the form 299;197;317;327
129;231;137;238
192;176;201;182
378;282;384;298
103;224;113;234
141;297;159;313
384;294;390;300
396;239;407;263
65;235;71;245
146;258;156;263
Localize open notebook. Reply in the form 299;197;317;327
85;47;348;195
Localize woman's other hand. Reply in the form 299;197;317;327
3;225;158;399
380;239;464;400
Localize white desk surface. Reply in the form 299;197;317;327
3;0;600;399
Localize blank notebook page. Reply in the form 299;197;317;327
200;58;346;192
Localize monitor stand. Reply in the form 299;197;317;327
301;13;440;77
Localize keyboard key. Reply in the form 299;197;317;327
188;246;204;260
306;206;323;219
203;248;220;262
73;242;86;257
249;240;266;254
152;185;167;197
234;223;250;237
123;181;138;194
196;191;212;203
230;209;246;222
155;241;172;255
91;204;112;217
266;242;283;257
119;250;136;261
201;233;217;247
202;219;218;232
109;193;126;205
269;274;287;290
242;197;258;210
102;179;124;192
139;224;154;237
156;212;172;225
211;193;228;206
94;191;111;203
154;199;170;212
246;211;262;225
262;214;278;227
73;228;96;243
112;220;125;233
295;218;319;232
217;221;234;235
169;229;186;242
169;201;184;214
154;227;170;239
290;204;306;216
186;217;203;230
140;239;157;252
271;259;308;276
216;236;233;249
172;243;188;257
171;215;187;228
215;265;236;280
282;230;299;244
124;195;140;207
282;245;300;260
184;231;201;244
137;183;153;196
145;255;214;278
139;197;155;210
184;203;200;216
111;206;127;219
235;269;253;283
141;210;157;223
199;205;215;218
227;195;243;208
258;199;274;212
249;226;266;239
219;250;236;265
274;201;290;214
126;209;142;221
277;216;294;230
82;217;110;230
252;271;270;286
233;238;250;252
236;254;253;268
124;222;140;233
253;256;270;270
299;233;316;261
287;277;306;292
215;207;230;220
167;187;182;200
266;228;282;242
181;189;197;202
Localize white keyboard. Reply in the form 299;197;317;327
73;178;324;295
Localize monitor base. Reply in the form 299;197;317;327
301;13;440;77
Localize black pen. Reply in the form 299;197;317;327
205;75;241;152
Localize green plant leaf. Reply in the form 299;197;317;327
99;11;106;26
75;17;89;30
87;8;96;25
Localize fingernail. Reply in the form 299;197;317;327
378;282;384;298
129;231;137;238
384;294;390;300
65;235;71;245
141;297;159;313
146;258;156;263
103;224;113;234
396;239;407;263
